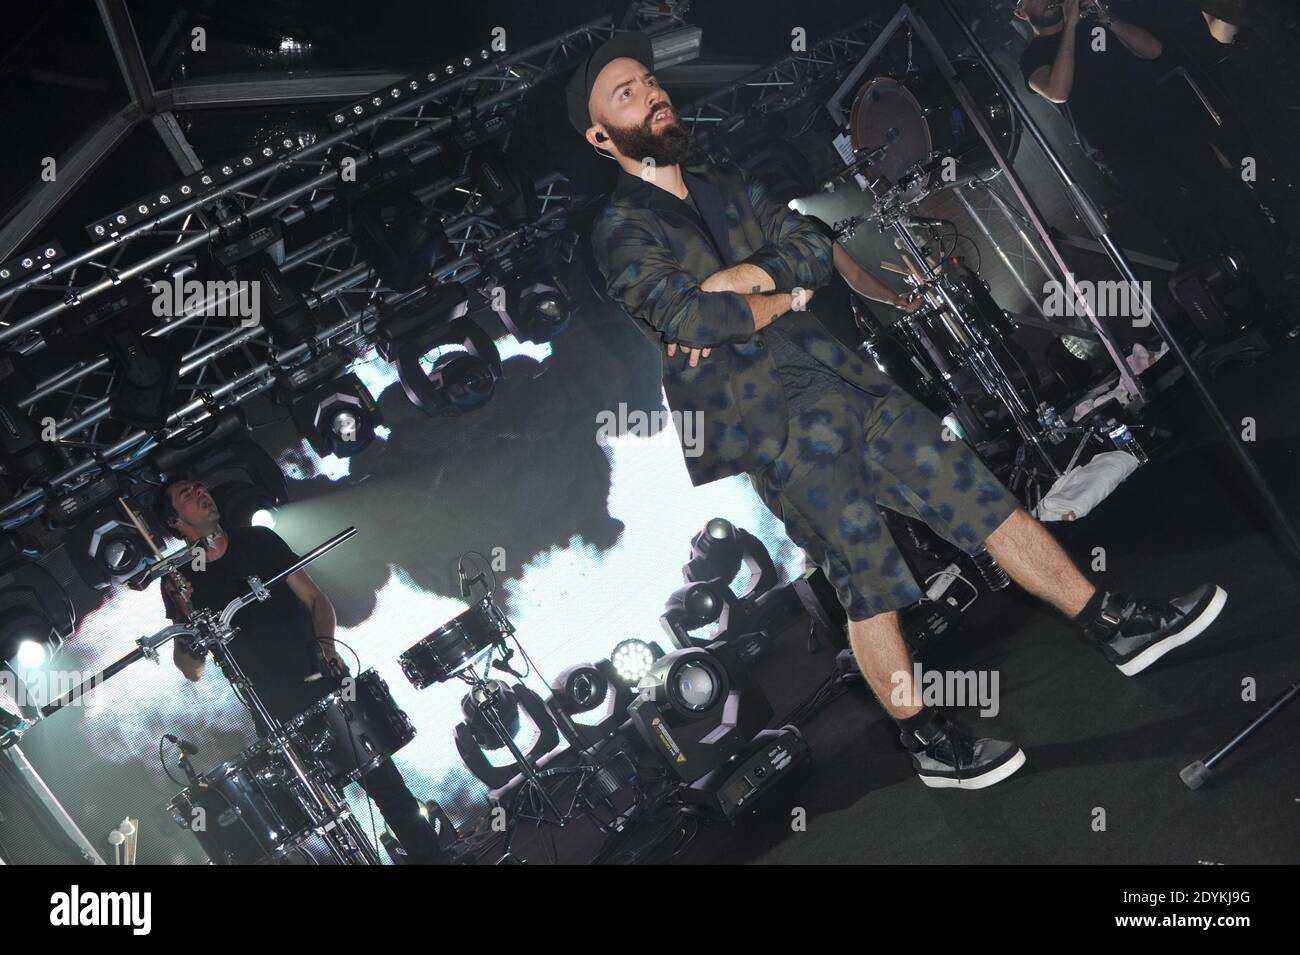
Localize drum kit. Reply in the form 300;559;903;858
832;58;1059;477
160;558;546;864
160;555;553;864
4;503;570;865
165;662;416;865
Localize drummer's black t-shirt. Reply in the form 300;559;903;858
163;526;332;723
1019;13;1163;158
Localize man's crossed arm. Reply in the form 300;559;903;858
668;263;809;366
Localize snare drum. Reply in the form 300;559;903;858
400;598;503;687
286;668;415;785
168;742;310;865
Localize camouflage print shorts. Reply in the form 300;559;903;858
750;382;1020;621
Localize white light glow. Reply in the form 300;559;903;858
15;640;47;669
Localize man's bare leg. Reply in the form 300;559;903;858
848;608;1027;787
982;507;1095;618
982;506;1227;675
847;611;920;719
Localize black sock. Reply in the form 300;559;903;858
1073;586;1109;625
895;706;937;734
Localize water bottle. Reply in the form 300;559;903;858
1107;420;1148;464
971;545;1011;591
1037;403;1067;445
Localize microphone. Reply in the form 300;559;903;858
457;559;469;600
163;733;199;756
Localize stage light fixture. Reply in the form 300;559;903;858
469;146;538;227
665;518;795;653
46;473;124;530
453;681;560;791
211;482;279;531
0;563;74;668
148;408;247;475
610;639;663;685
0;240;64;291
106;328;183;431
462;679;520;749
499;280;573;344
553;663;608;712
684;518;780;600
348;159;451;293
90;520;147;582
545;660;637;750
289;373;382;458
665;579;732;631
0;377;60;481
15;640;47;669
233;251;316;348
651;25;704;69
173;437;289;537
627;641;774;784
395;317;502;417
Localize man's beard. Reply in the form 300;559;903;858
605;108;690;167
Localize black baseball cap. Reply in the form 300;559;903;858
564;31;655;136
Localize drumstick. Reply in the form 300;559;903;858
120;496;196;617
120;817;137;866
118;497;165;561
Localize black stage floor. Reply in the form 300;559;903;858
507;335;1300;865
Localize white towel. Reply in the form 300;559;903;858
1032;451;1141;522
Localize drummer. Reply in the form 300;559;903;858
155;474;448;865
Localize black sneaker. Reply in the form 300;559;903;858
1084;584;1227;676
900;713;1026;790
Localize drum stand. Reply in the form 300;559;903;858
202;619;380;866
457;658;564;829
879;197;1061;480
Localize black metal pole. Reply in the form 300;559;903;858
1180;679;1300;788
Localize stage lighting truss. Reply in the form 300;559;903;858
677;15;884;158
0;19;619;528
0;12;881;529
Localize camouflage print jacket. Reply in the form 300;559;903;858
591;161;893;487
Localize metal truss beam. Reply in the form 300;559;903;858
678;15;881;147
